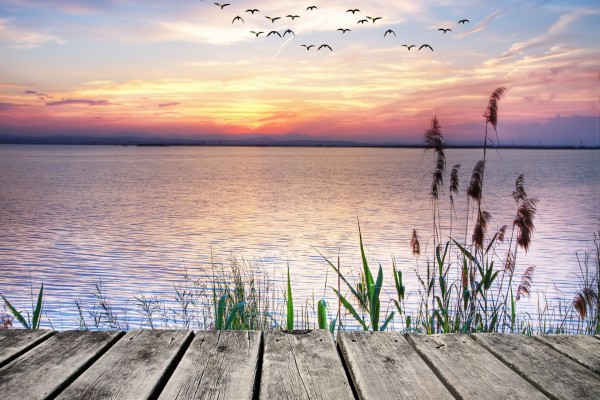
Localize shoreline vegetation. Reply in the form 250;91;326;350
2;88;599;334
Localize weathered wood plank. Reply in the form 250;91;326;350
158;330;260;400
473;333;600;399
338;331;452;400
57;329;192;400
260;330;354;399
0;330;122;399
408;334;547;399
0;330;55;368
535;334;600;373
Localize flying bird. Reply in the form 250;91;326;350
402;44;415;50
419;44;433;51
287;15;300;20
384;29;396;37
337;28;351;34
265;16;281;23
250;31;264;37
357;19;368;24
346;9;360;14
301;44;315;50
232;16;244;24
438;28;452;33
458;19;469;24
267;30;282;37
214;3;229;9
283;29;295;37
246;9;259;14
318;44;332;51
367;16;382;23
307;6;317;11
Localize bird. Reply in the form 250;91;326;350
301;44;315;50
307;6;317;11
346;9;360;14
287;15;300;20
384;29;396;37
367;16;382;23
318;44;332;51
232;16;244;24
357;19;368;24
438;28;452;33
458;19;469;24
267;30;282;37
337;28;351;34
250;31;264;37
402;44;415;50
265;16;281;23
214;3;229;9
283;29;295;37
246;9;259;14
419;44;433;51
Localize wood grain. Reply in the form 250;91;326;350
535;334;600;374
338;331;452;399
0;330;55;368
158;330;260;400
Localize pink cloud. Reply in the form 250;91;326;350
46;98;112;106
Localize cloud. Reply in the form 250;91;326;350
0;18;64;48
46;99;112;106
0;102;27;111
158;102;180;108
455;9;506;39
24;90;53;100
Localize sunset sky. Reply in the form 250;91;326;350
0;0;598;145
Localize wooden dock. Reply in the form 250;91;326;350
1;330;599;399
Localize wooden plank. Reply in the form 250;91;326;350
535;334;600;373
57;329;192;400
158;330;260;400
408;333;547;399
0;330;122;399
0;330;55;368
338;331;452;400
260;330;354;399
473;333;600;399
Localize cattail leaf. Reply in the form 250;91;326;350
333;288;367;330
317;249;367;310
1;294;30;329
32;283;44;330
380;311;395;331
224;301;245;330
317;299;327;330
286;264;294;331
358;221;375;301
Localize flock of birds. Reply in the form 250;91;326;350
205;2;470;52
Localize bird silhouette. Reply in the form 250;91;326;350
337;28;351;34
214;3;229;9
346;9;360;14
384;29;396;37
286;15;300;20
402;44;415;50
267;30;282;37
367;16;382;23
246;9;259;14
307;6;317;11
438;28;452;33
250;31;264;37
357;19;368;24
458;19;469;24
419;44;433;51
265;16;281;23
301;44;315;50
283;29;295;37
318;44;333;51
232;16;244;24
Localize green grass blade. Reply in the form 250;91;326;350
333;288;367;330
317;299;327;330
451;239;481;269
224;301;246;330
358;222;375;299
380;311;395;331
370;264;384;331
286;264;294;331
329;318;337;334
216;294;226;330
1;294;29;329
32;283;44;329
317;249;368;310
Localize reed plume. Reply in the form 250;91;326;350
516;265;536;301
473;210;492;250
467;160;485;203
504;251;515;275
514;198;538;252
484;87;506;132
424;116;446;200
423;115;444;152
410;229;421;256
450;164;460;195
512;174;527;203
497;225;508;243
573;288;598;319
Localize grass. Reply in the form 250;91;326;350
1;87;598;335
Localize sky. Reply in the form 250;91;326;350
0;0;599;145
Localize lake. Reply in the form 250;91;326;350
0;145;598;330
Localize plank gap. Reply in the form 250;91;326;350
150;330;196;400
533;335;600;375
252;332;265;400
334;335;360;400
0;330;56;369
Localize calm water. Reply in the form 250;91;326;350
1;145;598;329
